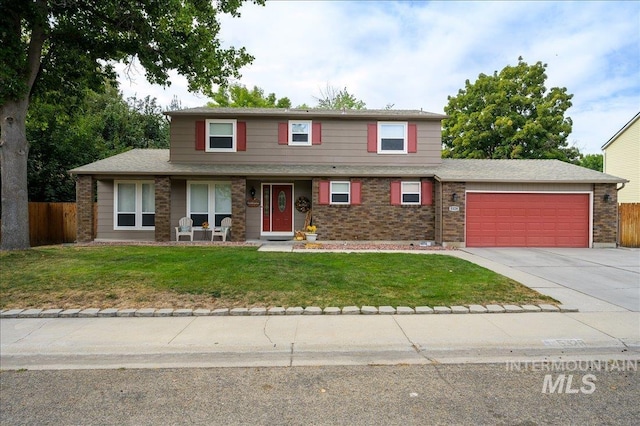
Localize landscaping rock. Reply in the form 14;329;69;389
521;304;542;313
78;308;100;318
341;306;360;315
230;308;249;316
468;305;488;314
268;307;286;315
59;308;81;318
303;307;322;315
360;306;378;315
19;309;43;318
486;304;506;313
323;307;341;315
396;306;415;315
450;306;469;314
40;308;63;318
116;309;137;317
378;306;396;315
193;308;212;316
558;305;579;313
154;308;174;317
503;304;524;313
1;309;24;318
433;306;451;314
249;307;267;316
134;308;155;317
415;306;434;314
210;308;228;316
97;308;118;317
538;304;560;312
286;307;304;315
173;309;193;317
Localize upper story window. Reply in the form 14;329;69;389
401;182;421;205
114;181;155;230
289;120;312;145
378;122;408;153
206;119;237;152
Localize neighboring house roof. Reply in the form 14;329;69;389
70;149;627;183
602;112;640;150
165;107;447;121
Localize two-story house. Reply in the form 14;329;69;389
71;108;625;247
602;112;639;204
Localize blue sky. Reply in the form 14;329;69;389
117;1;640;154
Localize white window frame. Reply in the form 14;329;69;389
402;181;421;205
114;181;155;230
288;120;312;146
206;119;237;152
330;181;351;205
186;181;232;229
378;121;408;154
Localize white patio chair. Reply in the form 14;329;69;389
211;217;232;242
175;217;194;241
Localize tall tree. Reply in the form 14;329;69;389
208;84;291;108
314;85;366;110
579;153;603;172
0;0;261;250
442;58;577;162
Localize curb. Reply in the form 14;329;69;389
0;304;578;319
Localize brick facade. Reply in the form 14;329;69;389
440;182;466;246
310;177;435;241
154;176;172;242
231;177;247;241
76;175;94;243
592;183;618;246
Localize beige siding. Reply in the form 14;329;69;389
604;118;640;203
466;183;593;192
96;180;155;241
169;116;442;166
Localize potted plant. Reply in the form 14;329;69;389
305;225;318;242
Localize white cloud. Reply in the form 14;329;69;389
118;0;640;154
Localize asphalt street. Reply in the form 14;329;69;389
1;364;638;425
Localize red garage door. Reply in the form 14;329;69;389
466;193;590;247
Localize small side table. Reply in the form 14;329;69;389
200;228;212;241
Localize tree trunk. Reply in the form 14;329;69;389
1;98;31;250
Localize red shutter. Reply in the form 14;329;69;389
421;181;433;205
318;181;330;205
351;181;362;205
278;122;288;145
237;121;247;151
367;123;377;152
312;122;322;145
195;120;205;151
408;123;417;153
390;181;401;205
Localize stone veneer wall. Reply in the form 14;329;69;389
310;177;435;241
76;175;94;243
231;177;247;241
154;176;172;242
440;182;466;246
593;183;618;246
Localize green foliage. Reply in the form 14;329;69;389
0;246;555;308
578;154;603;172
442;58;578;162
314;85;366;110
27;82;169;201
207;84;291;108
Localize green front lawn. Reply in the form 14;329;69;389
0;246;556;309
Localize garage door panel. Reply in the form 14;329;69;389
466;193;589;248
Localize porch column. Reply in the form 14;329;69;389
593;183;618;247
155;176;171;242
231;177;246;241
441;181;466;248
76;175;94;243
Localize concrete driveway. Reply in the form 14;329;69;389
462;248;640;312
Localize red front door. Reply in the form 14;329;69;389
263;185;293;233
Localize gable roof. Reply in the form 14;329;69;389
70;149;626;183
165;107;447;121
602;111;640;150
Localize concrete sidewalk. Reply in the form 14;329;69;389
1;312;638;370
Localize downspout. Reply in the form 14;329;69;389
615;182;626;247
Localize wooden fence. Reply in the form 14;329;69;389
1;202;97;247
619;203;640;248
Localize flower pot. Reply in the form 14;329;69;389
306;233;317;242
